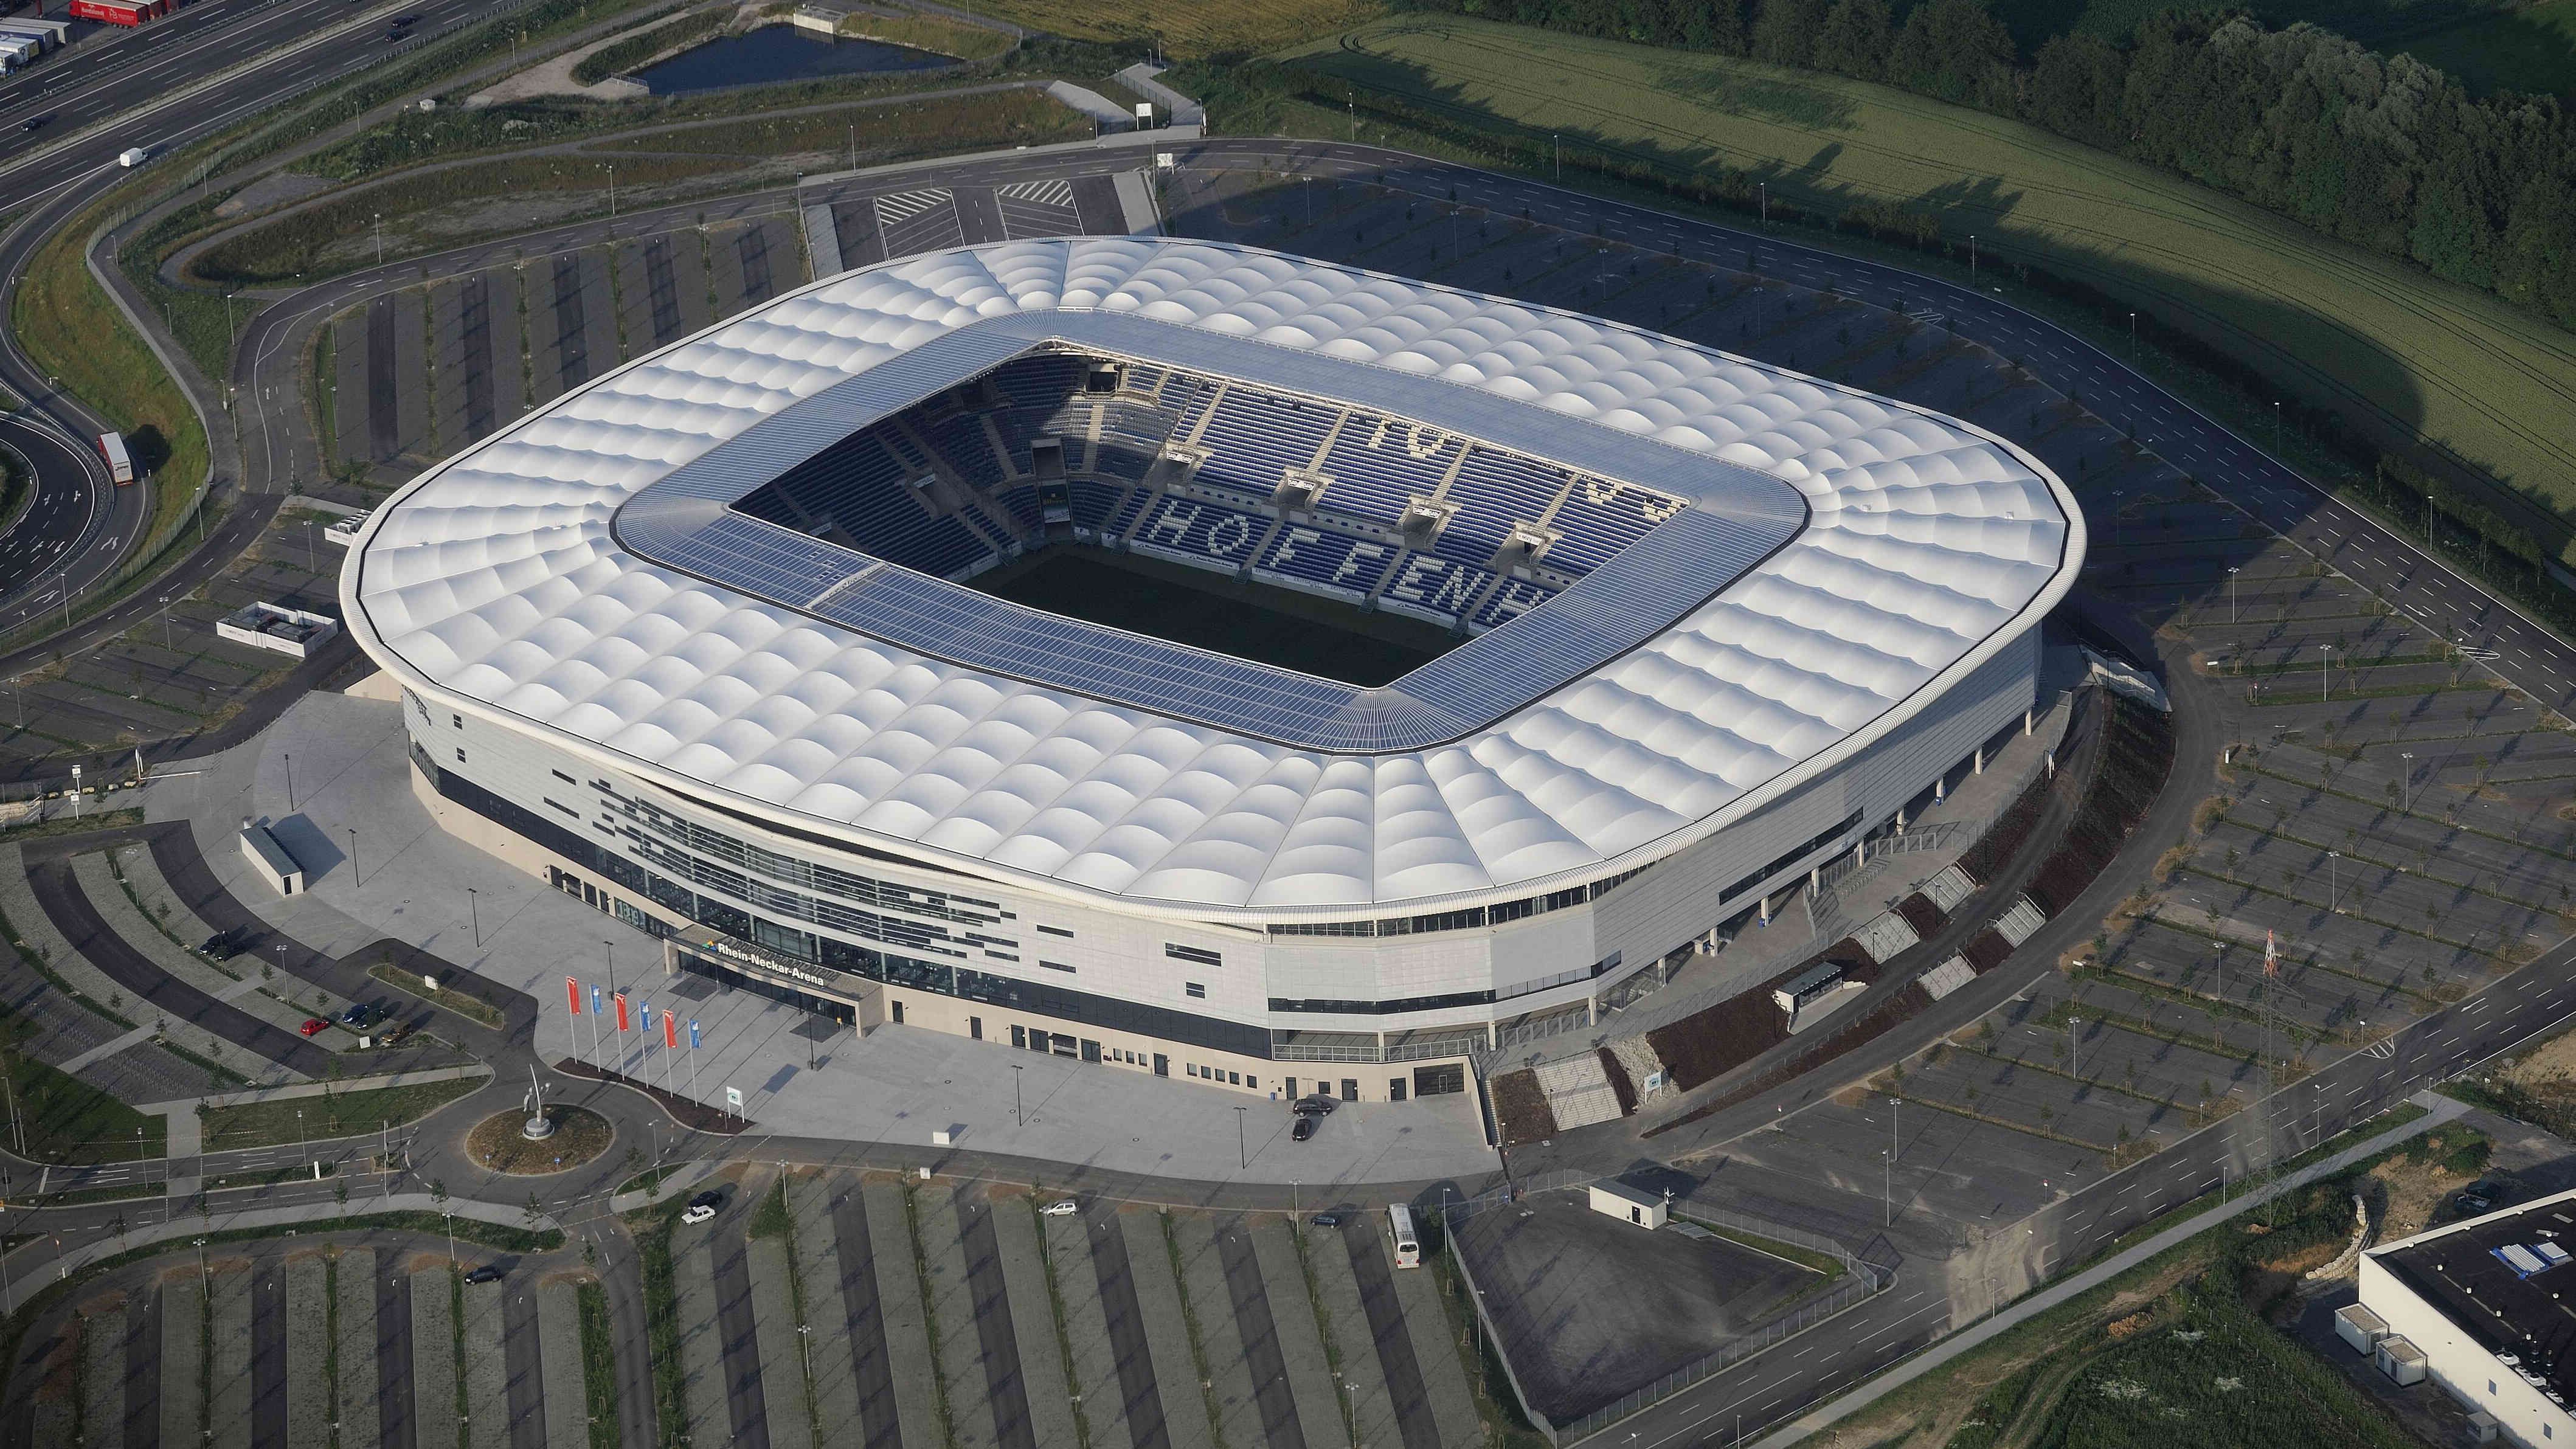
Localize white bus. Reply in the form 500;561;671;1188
1387;1202;1420;1269
97;431;134;485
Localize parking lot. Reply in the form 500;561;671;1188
29;1245;598;1449
0;503;347;779
1158;164;2576;1313
651;1167;1487;1449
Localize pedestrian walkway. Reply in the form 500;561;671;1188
1757;1093;2468;1446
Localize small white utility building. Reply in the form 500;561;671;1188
1590;1181;1667;1229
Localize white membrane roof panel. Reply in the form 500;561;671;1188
348;240;2081;915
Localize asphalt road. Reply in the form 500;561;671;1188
0;413;112;621
1174;139;2576;719
10;90;2576;1447
0;0;511;612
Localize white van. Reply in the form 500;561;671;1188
117;147;148;168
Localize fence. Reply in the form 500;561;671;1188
1437;1172;1894;1444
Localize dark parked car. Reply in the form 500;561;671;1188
1293;1095;1337;1118
463;1264;504;1284
200;926;246;959
2457;1181;2512;1214
340;1003;375;1028
1310;1211;1343;1228
1292;1115;1319;1141
21;116;49;133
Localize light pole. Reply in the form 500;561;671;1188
2068;1017;2082;1079
159;595;173;651
2321;644;2333;702
2328;851;2340;913
1011;1063;1023;1128
2227;565;2239;624
2273;400;2282;453
284;752;294;811
2401;750;2417;812
373;213;383;268
1881;1148;1890;1226
1234;1105;1247;1171
468;887;480;947
348;827;359;887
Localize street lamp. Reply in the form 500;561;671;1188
1234;1105;1248;1171
159;595;173;652
2227;565;2239;624
1011;1063;1023;1128
2321;644;2333;702
468;887;480;947
2068;1017;2083;1079
2328;851;2341;913
2400;751;2416;813
348;827;359;887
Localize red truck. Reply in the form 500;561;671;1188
68;0;168;26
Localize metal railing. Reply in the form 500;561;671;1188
1433;1176;1892;1444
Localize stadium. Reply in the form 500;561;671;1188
341;238;2082;1103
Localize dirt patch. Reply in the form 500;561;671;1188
464;1105;614;1174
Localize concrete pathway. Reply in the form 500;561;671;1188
1753;1091;2468;1447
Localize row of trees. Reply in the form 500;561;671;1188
1401;0;2576;331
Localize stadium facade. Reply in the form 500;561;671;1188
344;240;2081;1102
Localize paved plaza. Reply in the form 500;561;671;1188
146;689;1498;1189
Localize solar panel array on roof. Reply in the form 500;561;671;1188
617;320;1807;753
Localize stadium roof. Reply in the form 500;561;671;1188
345;240;2082;916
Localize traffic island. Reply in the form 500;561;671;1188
464;1105;611;1174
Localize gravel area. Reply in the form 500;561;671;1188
285;1256;332;1449
208;1264;252;1449
989;1199;1078;1449
462;1278;510;1449
788;1174;865;1449
747;1234;815;1449
1306;1227;1401;1448
673;1213;731;1449
335;1249;380;1449
1251;1220;1347;1449
1121;1211;1216;1449
410;1269;459;1449
917;1183;997;1449
1041;1208;1129;1449
80;1301;125;1449
537;1282;590;1449
1389;1250;1481;1445
862;1178;943;1448
161;1277;203;1449
1172;1216;1261;1449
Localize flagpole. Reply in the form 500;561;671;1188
688;1025;702;1106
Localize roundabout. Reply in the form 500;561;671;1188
464;1104;613;1175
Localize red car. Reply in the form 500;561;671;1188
298;1018;329;1037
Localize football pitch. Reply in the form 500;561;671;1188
968;545;1453;686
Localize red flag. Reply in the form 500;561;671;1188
565;977;583;1015
614;992;631;1032
665;1011;679;1050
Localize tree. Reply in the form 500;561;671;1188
1750;0;1829;67
2026;33;2128;150
1813;0;1892;81
430;1178;448;1208
1889;0;2017;112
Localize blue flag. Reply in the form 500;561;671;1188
688;1019;702;1050
640;1004;653;1032
590;985;603;1015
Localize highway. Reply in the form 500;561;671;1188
5;38;2576;1442
0;0;513;617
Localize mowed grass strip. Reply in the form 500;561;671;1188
964;0;1384;56
13;195;210;533
1290;16;2576;561
198;1076;485;1150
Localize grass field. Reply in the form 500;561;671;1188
2395;0;2576;96
960;0;1383;57
1284;16;2576;565
12;195;210;538
836;10;1015;59
198;1076;485;1150
969;546;1451;684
